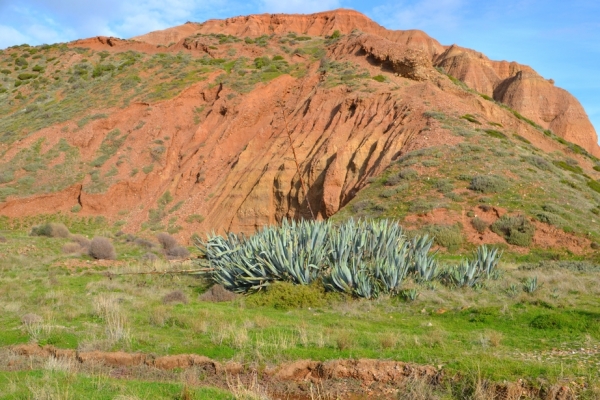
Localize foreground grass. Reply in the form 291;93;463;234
1;226;599;392
0;370;233;400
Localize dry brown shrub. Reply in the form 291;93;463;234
162;290;188;304
62;243;86;254
21;313;43;325
70;234;91;250
141;252;159;263
199;284;238;302
30;222;70;238
89;237;116;260
156;232;178;251
471;217;488;234
134;237;155;249
167;246;190;259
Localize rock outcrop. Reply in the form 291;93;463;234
434;45;599;156
0;9;597;241
131;10;597;156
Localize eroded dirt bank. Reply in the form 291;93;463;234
4;344;576;399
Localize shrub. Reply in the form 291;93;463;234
384;174;402;186
379;184;406;198
21;313;43;325
553;161;583;174
587;180;600;194
491;214;535;246
409;200;438;215
434;179;453;193
526;156;552;171
372;75;385;82
423;111;445;120
185;214;205;223
156;232;178;251
423;224;464;251
530;313;589;331
199;284;239;302
62;242;86;254
0;170;15;183
17;73;35;80
167;246;190;259
461;114;481;124
484;129;507;140
535;211;564;226
245;281;329;309
352;200;371;213
422;159;439;167
471;217;488;234
468;175;508;193
398;168;418;180
89;237;116;260
134;237;155;249
69;234;91;250
162;290;188;304
513;134;531;144
30;223;70;238
15;57;28;67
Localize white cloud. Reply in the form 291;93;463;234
0;24;29;48
0;0;242;48
259;0;341;14
371;0;465;32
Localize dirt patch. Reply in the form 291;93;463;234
5;344;578;400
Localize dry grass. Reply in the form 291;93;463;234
397;378;441;400
149;306;168;327
227;373;271;400
486;330;503;347
21;313;43;341
44;356;76;373
335;331;355;351
209;321;250;349
93;295;130;345
162;290;188;304
379;332;399;349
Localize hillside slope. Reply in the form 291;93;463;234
0;10;599;255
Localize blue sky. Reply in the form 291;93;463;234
1;0;598;135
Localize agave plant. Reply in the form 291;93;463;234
523;276;539;293
256;219;331;285
472;245;502;278
448;259;481;287
412;252;439;282
326;219;411;297
199;218;445;297
401;288;419;302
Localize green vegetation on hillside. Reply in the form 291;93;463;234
0;219;599;396
334;111;600;254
